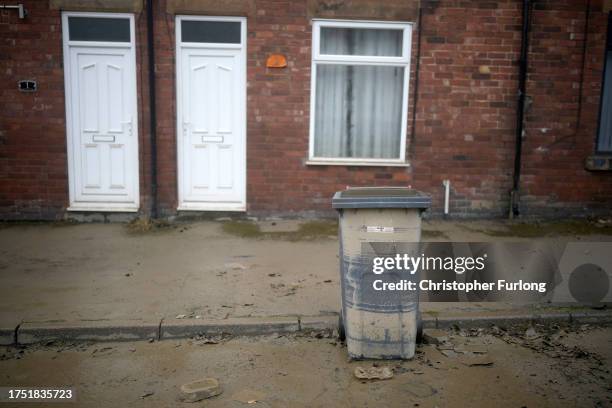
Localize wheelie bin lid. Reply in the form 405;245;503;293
332;187;431;209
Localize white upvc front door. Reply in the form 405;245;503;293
62;12;139;212
176;16;247;211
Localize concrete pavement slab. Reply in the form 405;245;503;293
569;310;612;324
0;327;16;346
160;316;300;339
17;320;160;344
0;316;20;345
298;315;338;331
1;220;611;334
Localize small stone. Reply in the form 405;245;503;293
458;355;494;367
354;366;394;380
525;327;539;339
180;378;222;402
224;263;247;270
404;382;436;398
465;345;488;354
423;329;449;345
231;389;265;404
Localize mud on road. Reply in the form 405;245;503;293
1;323;611;407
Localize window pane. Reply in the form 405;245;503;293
68;17;130;42
181;20;241;44
314;64;404;159
320;27;402;57
598;52;612;151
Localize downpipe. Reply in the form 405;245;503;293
443;180;450;217
146;0;158;218
510;0;532;219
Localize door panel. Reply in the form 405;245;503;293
191;145;211;189
67;48;138;207
178;43;246;210
83;144;101;188
107;64;124;133
80;62;99;132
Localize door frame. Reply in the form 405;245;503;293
175;15;247;212
61;11;140;212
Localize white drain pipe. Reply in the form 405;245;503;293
442;180;450;215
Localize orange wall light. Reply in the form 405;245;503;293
266;54;287;68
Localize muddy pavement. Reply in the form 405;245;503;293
1;324;610;407
1;219;611;325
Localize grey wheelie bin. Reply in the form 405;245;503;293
332;187;431;359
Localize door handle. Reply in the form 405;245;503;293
182;120;191;135
121;117;133;136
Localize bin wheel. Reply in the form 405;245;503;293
338;312;346;342
416;312;424;344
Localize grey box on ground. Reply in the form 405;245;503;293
333;187;431;360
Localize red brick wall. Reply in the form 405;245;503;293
521;0;612;216
412;0;522;217
0;0;610;220
0;1;150;220
150;2;177;217
0;1;66;219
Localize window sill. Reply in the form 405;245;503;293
306;159;410;167
67;205;139;212
585;155;612;171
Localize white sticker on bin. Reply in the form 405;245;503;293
366;226;395;233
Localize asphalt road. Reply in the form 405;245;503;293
1;324;610;407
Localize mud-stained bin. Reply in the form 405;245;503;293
332;187;431;359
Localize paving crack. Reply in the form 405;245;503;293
157;318;163;341
13;321;21;345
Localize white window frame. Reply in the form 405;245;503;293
62;11;135;48
308;19;412;167
175;15;245;49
